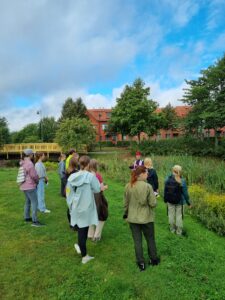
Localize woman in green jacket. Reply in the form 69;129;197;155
124;166;160;271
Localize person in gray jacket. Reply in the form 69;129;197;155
66;156;101;264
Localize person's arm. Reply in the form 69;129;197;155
154;169;159;191
147;184;157;208
123;185;129;219
182;179;191;206
91;175;101;193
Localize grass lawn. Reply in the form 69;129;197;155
1;168;225;300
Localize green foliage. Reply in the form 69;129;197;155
59;97;87;121
55;117;95;151
183;53;225;146
189;185;225;236
0;117;10;146
133;137;225;159
10;123;40;143
38;117;58;142
109;78;159;142
160;103;179;130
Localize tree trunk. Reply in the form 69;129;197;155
137;133;141;144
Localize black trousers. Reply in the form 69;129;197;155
129;222;157;264
61;177;67;197
77;226;89;257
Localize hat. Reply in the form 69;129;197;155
23;149;35;156
136;151;141;156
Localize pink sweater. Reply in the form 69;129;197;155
20;158;39;191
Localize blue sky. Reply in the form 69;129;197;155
0;0;225;131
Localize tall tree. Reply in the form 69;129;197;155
55;117;96;151
109;78;159;143
59;97;87;121
160;103;179;131
0;117;10;147
183;54;225;147
38;117;58;142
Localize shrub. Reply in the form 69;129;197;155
189;185;225;236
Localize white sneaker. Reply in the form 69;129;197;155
82;255;94;264
44;209;51;213
74;243;81;254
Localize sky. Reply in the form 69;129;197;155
0;0;225;131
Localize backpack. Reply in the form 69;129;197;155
16;166;26;185
164;175;182;204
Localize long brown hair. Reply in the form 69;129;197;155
67;157;79;174
130;166;146;187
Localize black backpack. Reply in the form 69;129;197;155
164;175;182;204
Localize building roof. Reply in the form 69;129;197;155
156;105;192;117
87;109;112;122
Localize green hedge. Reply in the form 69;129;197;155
132;137;225;159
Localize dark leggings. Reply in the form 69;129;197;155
77;226;89;257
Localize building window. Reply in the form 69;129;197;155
102;124;108;130
122;135;126;141
106;112;111;118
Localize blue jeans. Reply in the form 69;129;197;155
24;189;38;222
37;178;46;212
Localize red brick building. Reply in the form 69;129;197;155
87;106;225;142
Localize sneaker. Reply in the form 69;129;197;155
31;221;45;227
82;255;94;264
74;243;81;254
24;218;32;222
137;263;146;271
44;209;51;213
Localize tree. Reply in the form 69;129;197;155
160;103;179;131
55;117;96;151
183;54;225;147
11;124;39;143
59;97;87;121
109;78;159;143
38;117;58;142
0;117;10;147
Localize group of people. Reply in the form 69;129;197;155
126;151;191;271
18;148;191;269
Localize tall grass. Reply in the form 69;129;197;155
93;153;225;194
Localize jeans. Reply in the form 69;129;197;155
37;178;46;212
77;226;89;257
129;222;158;264
24;189;38;222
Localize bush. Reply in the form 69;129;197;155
132;137;225;158
189;185;225;236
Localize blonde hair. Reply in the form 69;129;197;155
89;159;98;173
144;157;153;168
172;165;182;183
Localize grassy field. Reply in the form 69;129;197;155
1;167;225;300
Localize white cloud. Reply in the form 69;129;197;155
148;81;187;107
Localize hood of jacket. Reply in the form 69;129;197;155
68;170;94;187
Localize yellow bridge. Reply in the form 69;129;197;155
0;143;87;159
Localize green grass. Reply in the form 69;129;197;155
1;168;225;300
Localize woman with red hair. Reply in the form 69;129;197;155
124;166;160;271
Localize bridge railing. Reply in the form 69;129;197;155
0;143;87;158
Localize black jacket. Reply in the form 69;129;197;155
146;168;159;192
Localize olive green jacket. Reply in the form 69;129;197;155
124;179;157;224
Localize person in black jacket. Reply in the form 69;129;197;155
144;158;159;196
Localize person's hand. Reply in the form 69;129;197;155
104;185;108;190
188;204;192;209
